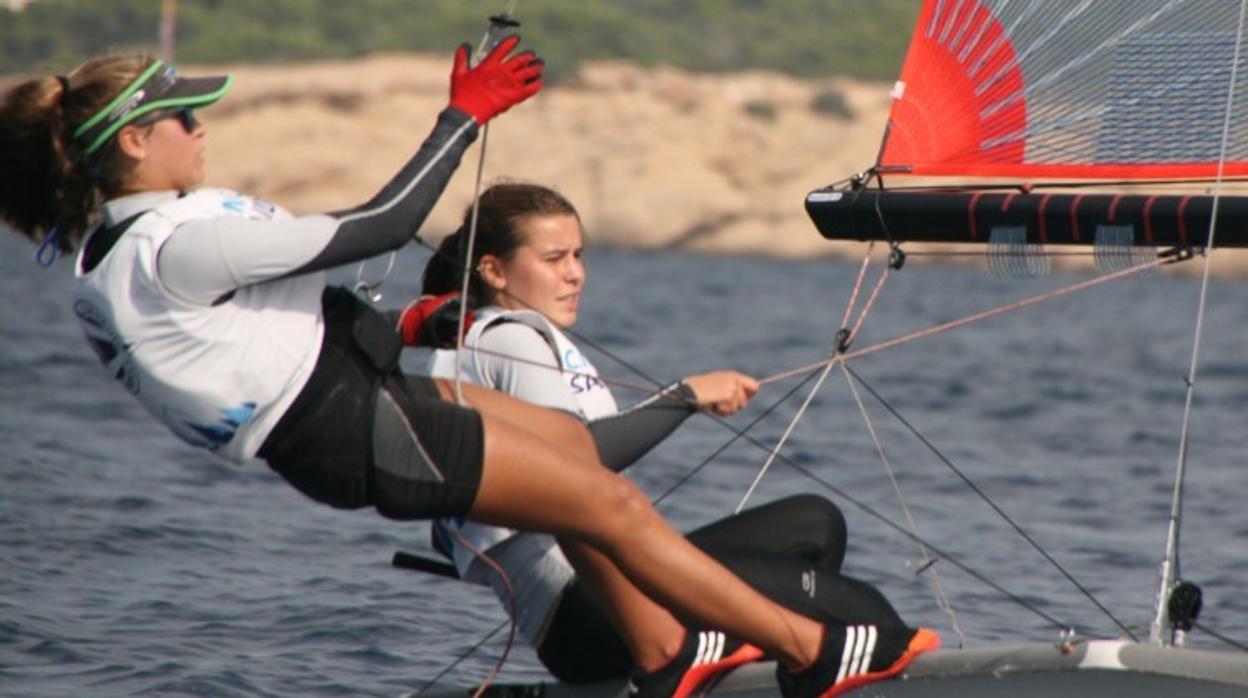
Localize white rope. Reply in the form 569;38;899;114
736;247;883;512
452;0;521;406
840;362;967;647
735;355;840;513
453;126;491;405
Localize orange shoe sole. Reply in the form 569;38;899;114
671;643;766;698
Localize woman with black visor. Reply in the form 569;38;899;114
0;41;936;698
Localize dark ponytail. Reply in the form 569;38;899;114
420;182;580;304
0;53;156;254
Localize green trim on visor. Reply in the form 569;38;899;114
73;61;234;156
73;60;166;142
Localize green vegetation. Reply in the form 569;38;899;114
0;0;920;81
810;88;854;120
742;99;777;122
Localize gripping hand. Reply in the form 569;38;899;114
398;293;474;348
449;35;544;124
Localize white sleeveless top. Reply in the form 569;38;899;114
72;189;324;462
429;306;617;645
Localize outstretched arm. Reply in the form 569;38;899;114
157;37;542;305
589;370;757;472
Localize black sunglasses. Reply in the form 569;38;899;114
135;106;199;133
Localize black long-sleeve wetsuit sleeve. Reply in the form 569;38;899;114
293;108;480;274
588;382;698;472
158;109;479;304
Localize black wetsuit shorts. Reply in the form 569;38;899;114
259;287;483;519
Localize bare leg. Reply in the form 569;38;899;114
559;539;686;671
442;380;686;668
443;380;822;669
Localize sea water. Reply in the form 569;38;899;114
3;234;1247;697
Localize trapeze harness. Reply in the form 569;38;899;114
73;108;487;519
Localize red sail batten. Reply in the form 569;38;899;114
1070;194;1085;243
968;191;984;240
1143;196;1158;245
878;0;1248;180
1038;194;1052;243
1178;196;1192;247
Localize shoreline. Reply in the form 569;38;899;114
8;52;1248;277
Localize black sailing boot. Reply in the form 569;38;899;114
628;628;765;698
776;624;939;698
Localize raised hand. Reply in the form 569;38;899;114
449;34;544;124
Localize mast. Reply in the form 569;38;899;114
1149;0;1248;649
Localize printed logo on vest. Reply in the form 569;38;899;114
163;402;256;451
74;299;139;396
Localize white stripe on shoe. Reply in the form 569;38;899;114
835;625;883;682
835;626;856;683
860;626;878;676
694;631;726;665
849;625;868;676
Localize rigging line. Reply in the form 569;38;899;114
453;0;522;406
418;620;508;693
650;365;1087;636
738;427;1084;635
842;363;1139;641
1193;622;1248;653
454;125;492;405
452;529;519;698
421;4;524;687
443;341;1093;638
759;255;1174;387
846;265;890;347
1153;0;1248;646
839;362;967;647
420;381;831;690
839;242;876;330
738;244;885;513
652;369;822;506
735;356;839;513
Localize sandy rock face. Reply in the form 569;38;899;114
202;54;890;259
182;53;1248;275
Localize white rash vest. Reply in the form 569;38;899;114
429;307;617;645
71;107;479;463
73;189;326;461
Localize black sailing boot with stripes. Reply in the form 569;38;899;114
776;624;940;698
627;628;764;698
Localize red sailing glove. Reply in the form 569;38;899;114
449;34;544;124
398;293;474;348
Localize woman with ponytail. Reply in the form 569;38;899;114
404;183;921;692
2;47;935;698
0;55;160;259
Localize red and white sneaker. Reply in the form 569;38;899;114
776;624;940;698
628;628;765;698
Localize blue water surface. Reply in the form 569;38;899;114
3;231;1246;697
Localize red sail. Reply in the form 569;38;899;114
880;0;1248;180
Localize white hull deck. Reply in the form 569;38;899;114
415;641;1248;698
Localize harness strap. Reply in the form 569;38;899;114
80;212;145;273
